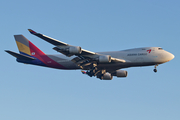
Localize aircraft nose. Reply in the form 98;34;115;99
168;52;175;61
170;53;175;60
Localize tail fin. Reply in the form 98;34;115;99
14;35;45;57
6;34;66;69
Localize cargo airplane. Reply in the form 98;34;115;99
5;29;174;80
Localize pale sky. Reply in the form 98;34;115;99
0;0;179;120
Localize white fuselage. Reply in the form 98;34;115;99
47;47;174;70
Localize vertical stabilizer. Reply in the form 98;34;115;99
14;35;45;57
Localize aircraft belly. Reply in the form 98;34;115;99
47;55;80;69
97;62;164;70
57;61;80;69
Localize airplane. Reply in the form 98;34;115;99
5;29;175;80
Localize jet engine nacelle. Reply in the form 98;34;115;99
115;70;128;77
68;46;82;54
98;55;111;63
101;73;113;80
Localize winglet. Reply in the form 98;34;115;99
28;29;37;34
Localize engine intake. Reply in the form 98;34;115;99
101;73;113;80
114;70;128;77
68;46;82;54
98;55;111;63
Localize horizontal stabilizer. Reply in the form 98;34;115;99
5;50;35;60
81;71;87;74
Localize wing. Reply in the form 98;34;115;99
28;29;96;57
28;29;68;46
28;29;126;69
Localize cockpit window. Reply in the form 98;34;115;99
158;48;163;50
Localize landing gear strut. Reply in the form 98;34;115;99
153;64;158;73
86;63;98;77
86;63;107;80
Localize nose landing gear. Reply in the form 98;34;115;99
153;64;158;73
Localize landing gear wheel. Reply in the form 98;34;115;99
153;64;158;73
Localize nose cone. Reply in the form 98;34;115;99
158;51;174;63
170;53;175;60
166;52;175;62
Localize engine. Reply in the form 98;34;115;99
101;73;113;80
114;70;128;77
98;55;111;63
68;46;82;54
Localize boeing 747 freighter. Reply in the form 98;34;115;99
5;29;174;80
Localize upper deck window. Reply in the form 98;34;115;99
158;48;163;50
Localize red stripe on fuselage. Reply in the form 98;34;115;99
28;41;67;69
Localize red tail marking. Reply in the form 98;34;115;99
28;41;66;69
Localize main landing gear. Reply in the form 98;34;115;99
85;63;106;79
153;64;158;73
86;63;98;77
